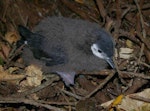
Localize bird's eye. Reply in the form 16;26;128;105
98;49;102;53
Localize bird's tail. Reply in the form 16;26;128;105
17;25;33;47
18;25;33;40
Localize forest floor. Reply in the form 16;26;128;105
0;0;150;111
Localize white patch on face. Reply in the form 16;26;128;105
91;43;105;59
24;41;28;45
91;44;115;68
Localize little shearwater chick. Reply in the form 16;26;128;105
18;17;115;86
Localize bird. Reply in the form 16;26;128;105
17;16;115;86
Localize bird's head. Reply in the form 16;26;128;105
91;29;115;69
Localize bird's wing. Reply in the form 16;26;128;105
18;25;67;66
42;46;68;66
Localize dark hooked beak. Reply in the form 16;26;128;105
106;58;115;69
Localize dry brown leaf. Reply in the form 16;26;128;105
108;94;124;110
0;66;25;82
126;39;133;48
5;31;20;44
20;65;43;87
0;42;11;60
101;88;150;111
119;48;133;59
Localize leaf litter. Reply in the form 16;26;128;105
0;0;150;110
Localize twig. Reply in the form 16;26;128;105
137;44;144;65
95;0;107;23
37;100;77;106
118;29;140;45
116;0;121;28
11;76;60;98
61;0;96;21
57;87;82;100
136;32;150;50
8;44;25;60
129;95;150;103
139;61;150;68
0;97;64;111
134;56;150;68
113;57;127;85
59;87;72;110
83;71;115;99
4;44;26;69
78;69;114;76
124;78;148;95
79;69;150;80
134;0;146;38
2;0;9;20
121;71;150;79
121;6;131;19
15;4;28;26
134;0;147;65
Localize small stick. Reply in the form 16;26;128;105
11;76;60;98
83;71;115;99
0;97;63;111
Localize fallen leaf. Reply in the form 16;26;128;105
119;48;133;59
0;65;25;82
0;42;11;61
5;31;20;44
126;39;133;48
101;88;150;111
108;94;124;111
20;65;43;87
